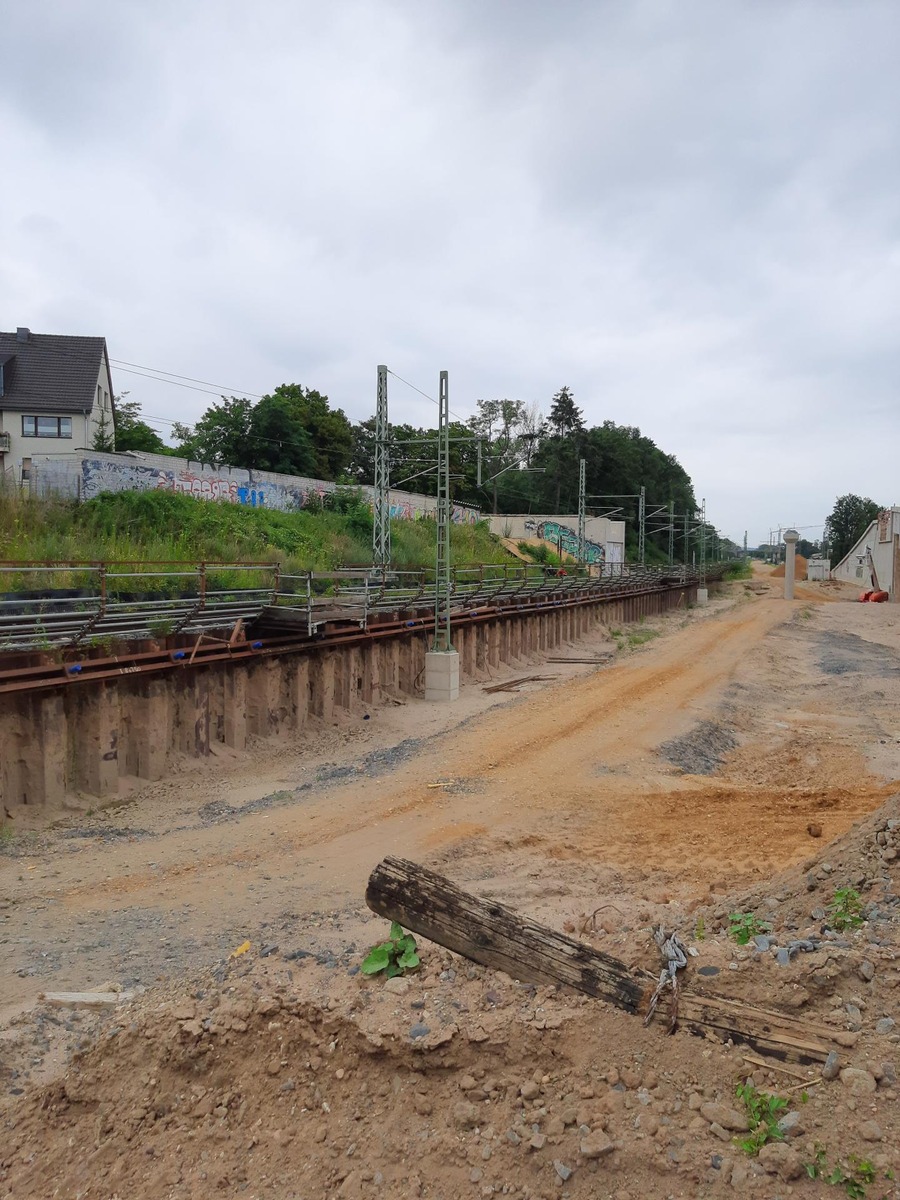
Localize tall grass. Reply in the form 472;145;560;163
0;489;510;594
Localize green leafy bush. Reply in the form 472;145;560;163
728;912;772;945
361;922;420;978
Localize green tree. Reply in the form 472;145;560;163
824;494;880;565
91;407;115;452
469;398;533;513
172;396;254;465
262;384;354;481
246;394;318;476
113;395;170;454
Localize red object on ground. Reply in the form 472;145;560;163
871;591;889;603
859;591;874;602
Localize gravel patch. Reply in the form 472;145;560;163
659;721;738;775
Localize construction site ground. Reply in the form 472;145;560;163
3;563;900;1199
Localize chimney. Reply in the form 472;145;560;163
16;327;30;342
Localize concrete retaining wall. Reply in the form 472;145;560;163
0;583;696;812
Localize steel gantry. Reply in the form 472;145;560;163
372;365;391;570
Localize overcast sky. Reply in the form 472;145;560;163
3;0;898;545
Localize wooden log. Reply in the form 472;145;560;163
365;856;837;1065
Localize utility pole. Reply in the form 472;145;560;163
683;510;689;569
372;365;391;571
668;499;674;566
700;498;707;586
577;457;586;568
433;370;452;653
638;486;646;565
743;530;748;560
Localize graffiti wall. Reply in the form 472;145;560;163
31;452;481;525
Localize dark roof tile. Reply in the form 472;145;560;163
0;330;109;414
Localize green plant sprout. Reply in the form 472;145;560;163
728;912;772;945
735;1080;788;1154
827;888;864;932
361;922;420;979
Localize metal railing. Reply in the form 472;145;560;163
0;559;730;653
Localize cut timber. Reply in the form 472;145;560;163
40;991;136;1008
366;857;837;1065
482;675;556;694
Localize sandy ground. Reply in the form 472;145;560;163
3;565;900;1198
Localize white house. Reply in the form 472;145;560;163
831;508;900;597
0;327;114;486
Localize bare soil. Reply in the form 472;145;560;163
3;566;900;1199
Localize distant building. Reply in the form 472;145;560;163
0;327;114;485
806;557;831;582
831;508;900;597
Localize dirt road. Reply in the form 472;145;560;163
3;574;897;1027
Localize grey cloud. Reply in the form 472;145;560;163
1;0;898;543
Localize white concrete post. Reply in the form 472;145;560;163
783;529;799;600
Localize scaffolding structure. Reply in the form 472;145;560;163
372;365;391;570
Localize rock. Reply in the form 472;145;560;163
459;1075;477;1091
409;1023;430;1040
709;1122;731;1142
384;977;409;994
469;1168;483;1184
876;1017;896;1035
545;1117;565;1137
822;1051;841;1082
554;1161;573;1181
699;1102;749;1132
859;960;876;983
266;1060;281;1076
880;1061;897;1086
639;1113;660;1136
807;822;822;838
520;1081;540;1101
753;935;771;952
757;1142;803;1180
580;1132;614;1159
840;1068;877;1095
529;1133;547;1150
834;1031;860;1047
883;848;898;862
775;948;790;967
859;1121;883;1142
452;1102;479;1130
776;1111;803;1138
846;1004;862;1030
730;1163;749;1187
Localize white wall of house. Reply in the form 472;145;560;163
831;509;900;594
0;361;110;484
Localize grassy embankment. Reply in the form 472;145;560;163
0;489;512;593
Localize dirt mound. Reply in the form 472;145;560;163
5;829;900;1200
771;555;808;579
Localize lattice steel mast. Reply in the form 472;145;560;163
433;370;452;651
372;365;391;571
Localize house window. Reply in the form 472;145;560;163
22;416;73;438
98;385;102;406
21;457;31;482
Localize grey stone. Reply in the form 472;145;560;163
699;1103;749;1132
859;1121;883;1141
840;1068;877;1095
757;1142;804;1180
776;1111;802;1138
697;965;720;976
506;1130;521;1146
553;1161;573;1181
822;1051;841;1080
775;948;790;967
580;1131;614;1159
845;1004;862;1030
709;1122;731;1142
876;1017;896;1035
753;935;771;952
858;960;876;982
529;1133;547;1150
469;1168;483;1183
520;1081;540;1100
409;1023;430;1040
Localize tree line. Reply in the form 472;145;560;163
102;384;704;558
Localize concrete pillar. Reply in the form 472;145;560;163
425;649;460;702
783;529;799;600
